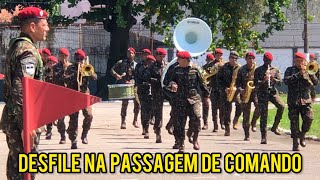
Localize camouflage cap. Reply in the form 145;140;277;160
230;51;239;57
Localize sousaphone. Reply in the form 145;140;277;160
161;17;213;87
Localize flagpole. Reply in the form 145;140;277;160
22;77;32;180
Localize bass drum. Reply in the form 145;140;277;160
108;84;135;100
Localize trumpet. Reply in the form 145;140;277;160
77;56;94;88
307;61;319;75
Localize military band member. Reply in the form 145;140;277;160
254;52;285;144
284;52;318;151
74;49;98;144
165;51;210;152
144;48;167;143
201;53;214;130
111;47;140;129
0;6;49;179
40;48;51;66
135;55;156;139
53;48;72;145
217;51;241;136
236;52;260;141
44;55;58;140
210;48;225;132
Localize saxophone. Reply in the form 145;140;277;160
226;63;241;102
242;63;256;103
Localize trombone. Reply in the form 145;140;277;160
77;56;94;90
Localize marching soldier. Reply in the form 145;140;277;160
201;53;214;130
254;52;285;144
284;52;318;151
111;47;140;129
236;52;260;141
40;48;51;66
53;48;72;145
74;49;97;144
44;55;58;140
210;48;225;132
0;6;49;179
145;48;167;143
217;51;241;136
165;51;210;152
135;55;156;139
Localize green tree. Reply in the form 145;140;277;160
0;0;292;99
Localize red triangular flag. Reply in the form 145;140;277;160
22;77;101;152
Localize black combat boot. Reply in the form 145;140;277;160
261;132;267;144
244;127;250;141
186;130;193;144
178;141;185;153
121;117;126;129
271;118;281;135
144;128;149;139
300;132;306;147
59;133;66;144
71;140;77;149
212;120;218;132
81;131;88;144
293;138;300;151
193;132;200;150
224;125;230;136
132;113;139;128
202;119;208;130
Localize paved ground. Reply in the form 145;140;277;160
0;102;320;180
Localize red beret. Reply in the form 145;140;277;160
215;48;223;54
264;52;273;61
142;49;152;55
177;51;191;59
75;49;86;59
18;7;49;20
48;56;58;63
146;55;156;62
59;48;69;56
156;48;167;55
295;52;306;59
310;53;315;59
206;54;214;60
128;47;136;54
42;48;51;56
246;52;256;58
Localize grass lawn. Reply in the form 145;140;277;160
267;94;320;138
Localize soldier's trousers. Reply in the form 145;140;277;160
139;95;153;133
121;98;140;119
211;90;224;128
67;112;80;143
233;101;242;123
152;97;164;134
288;104;314;139
310;85;316;100
57;117;66;139
46;123;53;134
258;94;285;133
242;100;260;130
172;102;201;145
80;106;93;138
202;98;209;125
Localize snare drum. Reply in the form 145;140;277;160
108;84;135;100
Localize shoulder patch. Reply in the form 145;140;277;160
21;57;37;76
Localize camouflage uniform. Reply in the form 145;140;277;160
111;59;140;128
53;63;67;141
209;60;225;131
63;63;81;145
165;64;210;151
44;66;54;138
135;60;154;137
217;62;241;135
146;61;166;138
78;64;97;142
254;64;285;142
236;65;260;139
0;33;43;180
163;61;179;135
284;65;318;150
201;62;213;128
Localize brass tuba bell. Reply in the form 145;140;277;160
307;61;319;75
